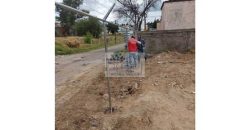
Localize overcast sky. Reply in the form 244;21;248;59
55;0;162;24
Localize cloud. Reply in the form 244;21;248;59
55;0;62;2
55;0;162;23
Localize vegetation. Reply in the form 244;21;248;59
106;23;119;34
56;0;83;35
84;32;93;44
75;17;103;38
115;0;160;31
147;19;160;29
55;35;123;55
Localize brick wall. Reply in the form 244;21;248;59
138;29;195;53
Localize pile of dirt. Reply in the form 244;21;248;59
56;51;195;130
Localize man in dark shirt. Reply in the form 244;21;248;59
137;36;146;62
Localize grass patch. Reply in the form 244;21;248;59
55;35;123;55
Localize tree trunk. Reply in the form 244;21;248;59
138;19;143;31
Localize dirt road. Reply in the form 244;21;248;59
56;51;195;130
56;44;125;107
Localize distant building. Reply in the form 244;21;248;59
157;0;195;30
55;21;61;28
55;21;65;37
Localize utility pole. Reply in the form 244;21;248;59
144;0;147;31
103;2;116;114
115;20;117;44
56;1;117;114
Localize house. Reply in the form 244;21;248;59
138;0;195;53
157;0;195;30
55;21;65;37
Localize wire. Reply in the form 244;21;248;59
81;1;110;16
85;5;106;15
94;0;111;9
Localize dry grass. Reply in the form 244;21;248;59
55;35;123;55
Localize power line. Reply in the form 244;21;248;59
94;0;111;9
84;5;106;15
81;1;111;16
92;10;106;15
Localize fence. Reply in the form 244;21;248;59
55;2;118;113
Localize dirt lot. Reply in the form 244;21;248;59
56;51;195;130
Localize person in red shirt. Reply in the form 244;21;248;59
128;36;138;52
126;36;141;68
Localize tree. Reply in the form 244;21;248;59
75;17;103;38
56;0;84;36
115;0;159;32
106;23;119;34
147;19;160;29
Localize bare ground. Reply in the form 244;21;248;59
55;44;124;108
56;51;195;130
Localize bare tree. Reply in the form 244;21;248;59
115;0;159;33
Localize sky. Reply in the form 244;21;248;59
55;0;162;24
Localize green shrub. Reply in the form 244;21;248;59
75;17;102;38
84;32;93;44
55;42;73;55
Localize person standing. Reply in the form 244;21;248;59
127;35;141;68
137;36;146;62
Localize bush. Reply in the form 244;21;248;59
55;42;73;55
75;17;103;38
106;23;118;34
84;32;93;44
